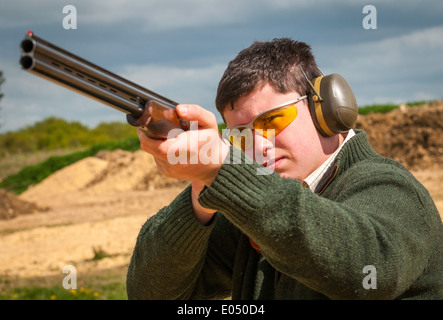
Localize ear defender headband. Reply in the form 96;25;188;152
300;67;358;137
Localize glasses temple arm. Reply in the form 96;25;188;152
299;66;323;101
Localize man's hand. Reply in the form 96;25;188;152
137;104;230;224
137;104;229;185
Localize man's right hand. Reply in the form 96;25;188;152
137;104;228;224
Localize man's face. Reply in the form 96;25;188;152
223;83;329;181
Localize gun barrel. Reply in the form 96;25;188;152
19;32;178;119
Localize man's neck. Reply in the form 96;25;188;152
303;129;355;193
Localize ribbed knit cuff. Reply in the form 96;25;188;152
198;147;280;227
158;184;217;255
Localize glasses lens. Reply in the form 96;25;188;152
228;127;254;151
253;104;298;137
227;104;299;151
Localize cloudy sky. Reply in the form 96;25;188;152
0;0;442;133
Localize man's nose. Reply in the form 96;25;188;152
253;129;275;158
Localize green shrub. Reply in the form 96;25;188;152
0;117;137;156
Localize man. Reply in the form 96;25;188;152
126;38;442;299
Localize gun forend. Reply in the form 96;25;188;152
19;30;189;139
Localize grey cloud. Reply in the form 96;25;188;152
1;0;442;132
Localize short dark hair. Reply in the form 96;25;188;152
215;38;322;116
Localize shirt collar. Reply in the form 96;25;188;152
303;129;356;193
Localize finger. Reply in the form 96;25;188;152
176;104;218;129
154;157;184;180
137;128;170;160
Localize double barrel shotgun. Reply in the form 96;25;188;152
19;30;190;138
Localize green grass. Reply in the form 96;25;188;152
358;103;399;115
357;100;432;115
0;269;128;300
0;282;127;300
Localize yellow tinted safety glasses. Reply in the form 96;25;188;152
226;95;307;151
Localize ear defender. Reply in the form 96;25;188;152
301;68;358;137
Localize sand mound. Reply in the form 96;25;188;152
85;149;182;193
0;189;48;220
355;101;443;170
21;157;109;199
20;149;185;202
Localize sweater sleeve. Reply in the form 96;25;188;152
126;185;237;300
198;148;442;299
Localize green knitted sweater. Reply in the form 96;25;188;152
126;130;443;299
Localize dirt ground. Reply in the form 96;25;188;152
0;187;185;281
0;102;442;294
0;150;188;291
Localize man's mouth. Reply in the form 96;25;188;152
262;157;284;170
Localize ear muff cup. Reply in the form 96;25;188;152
307;74;358;136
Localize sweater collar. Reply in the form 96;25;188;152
334;129;379;174
307;130;378;196
304;129;356;193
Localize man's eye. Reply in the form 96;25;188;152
263;114;282;126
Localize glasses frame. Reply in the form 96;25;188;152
227;95;307;133
225;95;307;151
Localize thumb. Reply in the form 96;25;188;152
176;104;218;129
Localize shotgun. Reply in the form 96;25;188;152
19;30;190;139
